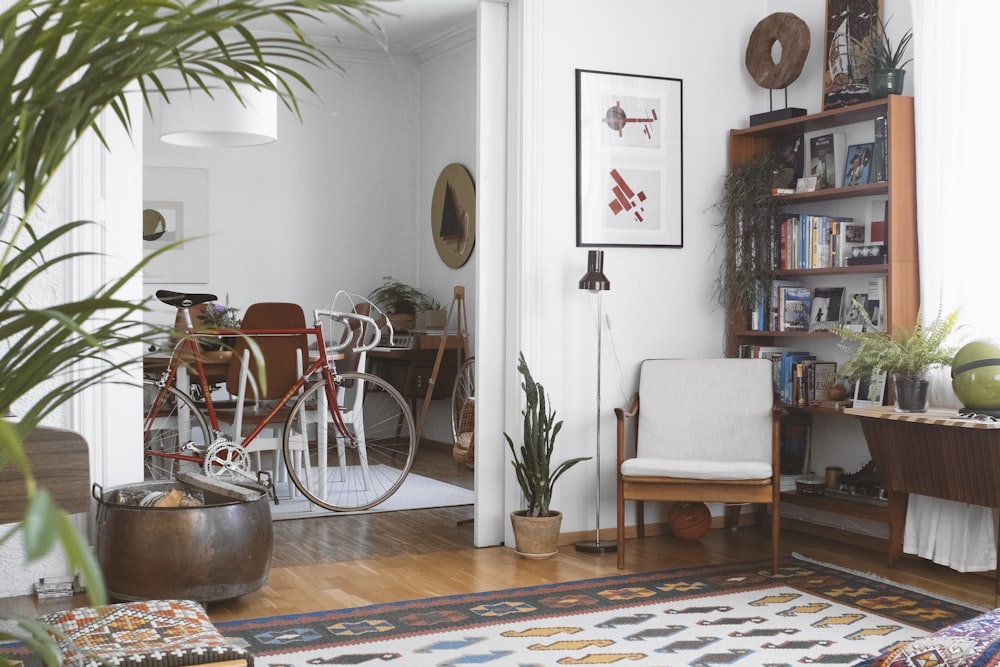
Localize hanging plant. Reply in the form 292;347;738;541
715;154;786;317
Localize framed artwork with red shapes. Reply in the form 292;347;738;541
576;69;683;248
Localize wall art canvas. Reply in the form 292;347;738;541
142;167;209;284
823;0;882;110
576;69;683;247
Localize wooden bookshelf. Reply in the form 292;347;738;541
726;96;920;528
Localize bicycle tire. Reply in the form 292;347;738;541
282;372;416;511
451;356;475;443
142;379;211;480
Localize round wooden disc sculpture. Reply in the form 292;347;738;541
745;12;810;90
668;502;712;541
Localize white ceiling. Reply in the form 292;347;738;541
279;0;479;58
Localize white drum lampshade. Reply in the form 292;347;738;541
159;82;277;147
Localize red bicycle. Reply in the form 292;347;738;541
142;290;416;511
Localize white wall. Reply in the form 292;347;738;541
500;0;914;543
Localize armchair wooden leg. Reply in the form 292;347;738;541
616;497;626;570
770;501;780;574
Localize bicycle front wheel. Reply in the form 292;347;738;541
142;379;211;480
283;372;416;511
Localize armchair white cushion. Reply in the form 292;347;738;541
616;358;781;571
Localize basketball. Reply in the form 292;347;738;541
668;502;712;541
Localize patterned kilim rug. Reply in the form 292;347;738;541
209;554;982;666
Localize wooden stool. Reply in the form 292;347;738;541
37;599;252;667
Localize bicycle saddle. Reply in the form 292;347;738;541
155;289;218;308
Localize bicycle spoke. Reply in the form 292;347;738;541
283;374;416;511
142;379;210;481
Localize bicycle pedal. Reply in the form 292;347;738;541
182;442;206;454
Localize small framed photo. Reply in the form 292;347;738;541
844;142;874;186
794;175;818;193
853;371;887;408
576;69;683;248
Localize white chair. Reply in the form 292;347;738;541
616;358;782;571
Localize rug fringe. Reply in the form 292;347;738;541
791;552;989;612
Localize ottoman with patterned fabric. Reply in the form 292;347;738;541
37;599;252;667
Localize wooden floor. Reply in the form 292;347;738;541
3;442;996;622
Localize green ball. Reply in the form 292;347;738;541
951;340;1000;414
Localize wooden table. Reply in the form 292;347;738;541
368;336;466;403
845;406;1000;600
143;350;233;386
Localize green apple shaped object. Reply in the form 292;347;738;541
951;340;1000;415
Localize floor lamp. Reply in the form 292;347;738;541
576;250;617;553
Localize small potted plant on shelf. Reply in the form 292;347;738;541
504;352;590;558
858;14;913;98
368;276;442;332
835;305;961;412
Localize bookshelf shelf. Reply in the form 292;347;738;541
726;95;919;544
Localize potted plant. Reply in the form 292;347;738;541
858;14;913;98
0;0;384;659
715;154;786;333
368;276;442;332
504;353;590;557
836;306;960;412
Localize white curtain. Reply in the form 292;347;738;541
905;0;1000;572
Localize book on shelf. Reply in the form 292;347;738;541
780;351;815;404
780;412;812;475
812;361;838;401
809;132;846;189
871;115;888;183
809;286;845;331
842;293;868;331
844;142;874;186
794;359;839;404
772;133;805;190
738;344;795;395
865;276;886;332
768;279;802;331
778;285;811;332
778;214;854;269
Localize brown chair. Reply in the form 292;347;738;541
218;302;309;480
615;358;782;571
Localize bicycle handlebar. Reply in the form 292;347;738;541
314;310;382;353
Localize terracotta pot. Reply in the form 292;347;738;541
510;510;562;558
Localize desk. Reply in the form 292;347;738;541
846;406;1000;600
368;336;466;402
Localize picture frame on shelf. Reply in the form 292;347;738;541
844;143;874;186
823;0;880;111
576;69;683;248
794;175;818;193
853;371;887;408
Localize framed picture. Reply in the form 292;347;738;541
576;69;683;248
142;167;209;284
853;371;887;408
823;0;881;111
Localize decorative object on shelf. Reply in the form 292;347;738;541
505;353;591;558
836;306;961;412
744;12;809;126
951;341;1000;419
575;250;615;554
822;0;880;110
715;154;784;321
857;14;913;99
367;276;441;333
431;163;476;268
576;69;683;248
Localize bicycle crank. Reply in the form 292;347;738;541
203;438;252;481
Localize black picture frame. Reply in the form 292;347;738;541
576;69;683;248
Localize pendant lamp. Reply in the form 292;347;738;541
159;81;277;147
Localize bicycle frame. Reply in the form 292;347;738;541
144;307;376;465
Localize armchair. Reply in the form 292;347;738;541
615;358;782;571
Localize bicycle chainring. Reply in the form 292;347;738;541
203;438;252;481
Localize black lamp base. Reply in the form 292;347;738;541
575;539;618;554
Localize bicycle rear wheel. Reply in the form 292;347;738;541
282;372;416;511
142;379;210;480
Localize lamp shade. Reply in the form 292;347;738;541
159;82;277;147
578;250;610;292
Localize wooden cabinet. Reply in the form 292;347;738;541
726;96;919;528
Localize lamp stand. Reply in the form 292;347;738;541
575;290;616;553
